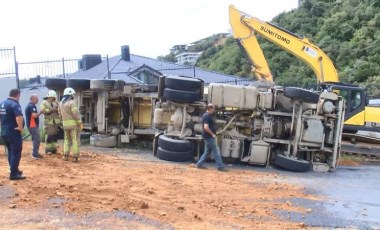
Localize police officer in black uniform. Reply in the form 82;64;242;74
0;89;26;180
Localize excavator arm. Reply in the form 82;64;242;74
229;5;339;83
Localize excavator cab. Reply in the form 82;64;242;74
328;84;367;131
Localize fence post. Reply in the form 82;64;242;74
107;55;111;79
193;65;196;78
62;57;66;78
13;47;20;89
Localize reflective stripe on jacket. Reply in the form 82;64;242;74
59;99;81;129
40;100;60;125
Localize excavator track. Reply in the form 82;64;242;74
341;133;380;160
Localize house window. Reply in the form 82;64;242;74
135;71;159;84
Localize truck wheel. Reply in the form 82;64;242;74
284;87;320;104
165;76;202;92
45;78;67;90
90;79;116;91
164;88;200;103
274;154;310;172
90;134;117;148
157;147;193;162
158;135;192;152
67;79;91;91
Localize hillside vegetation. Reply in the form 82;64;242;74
195;0;380;90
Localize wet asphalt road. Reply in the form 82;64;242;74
270;165;380;229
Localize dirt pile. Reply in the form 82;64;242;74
0;142;316;229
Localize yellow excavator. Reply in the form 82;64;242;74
229;5;380;133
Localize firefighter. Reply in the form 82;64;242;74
59;87;83;162
40;90;60;154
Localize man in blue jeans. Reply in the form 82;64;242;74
196;103;226;171
25;94;42;159
0;89;26;180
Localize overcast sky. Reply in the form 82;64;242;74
0;0;298;61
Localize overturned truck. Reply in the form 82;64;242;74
45;77;159;147
153;76;345;172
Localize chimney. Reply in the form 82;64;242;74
82;54;102;70
78;60;83;70
121;45;130;61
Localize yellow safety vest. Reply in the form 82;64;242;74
40;100;60;125
59;99;82;129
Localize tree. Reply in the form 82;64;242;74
157;53;177;63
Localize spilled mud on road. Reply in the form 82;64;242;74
0;142;317;229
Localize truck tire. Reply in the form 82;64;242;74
158;135;192;152
67;79;91;91
45;78;67;90
90;134;117;148
274;154;310;172
157;147;193;162
165;76;202;92
90;79;116;91
163;88;200;103
284;87;320;104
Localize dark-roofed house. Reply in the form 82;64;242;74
68;45;251;86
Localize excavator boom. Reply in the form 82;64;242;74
229;5;339;83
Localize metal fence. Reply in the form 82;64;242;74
0;47;82;88
1;46;255;89
214;79;254;85
156;66;255;85
0;47;19;87
156;67;197;78
18;58;80;80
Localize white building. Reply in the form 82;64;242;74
175;52;202;65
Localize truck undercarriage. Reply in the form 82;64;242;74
153;76;345;172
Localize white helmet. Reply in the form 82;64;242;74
63;87;76;96
46;90;57;98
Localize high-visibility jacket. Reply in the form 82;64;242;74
59;99;82;129
40;100;60;126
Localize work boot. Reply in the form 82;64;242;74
217;167;228;172
63;155;69;161
73;157;79;163
196;164;207;169
10;174;26;180
11;170;23;175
